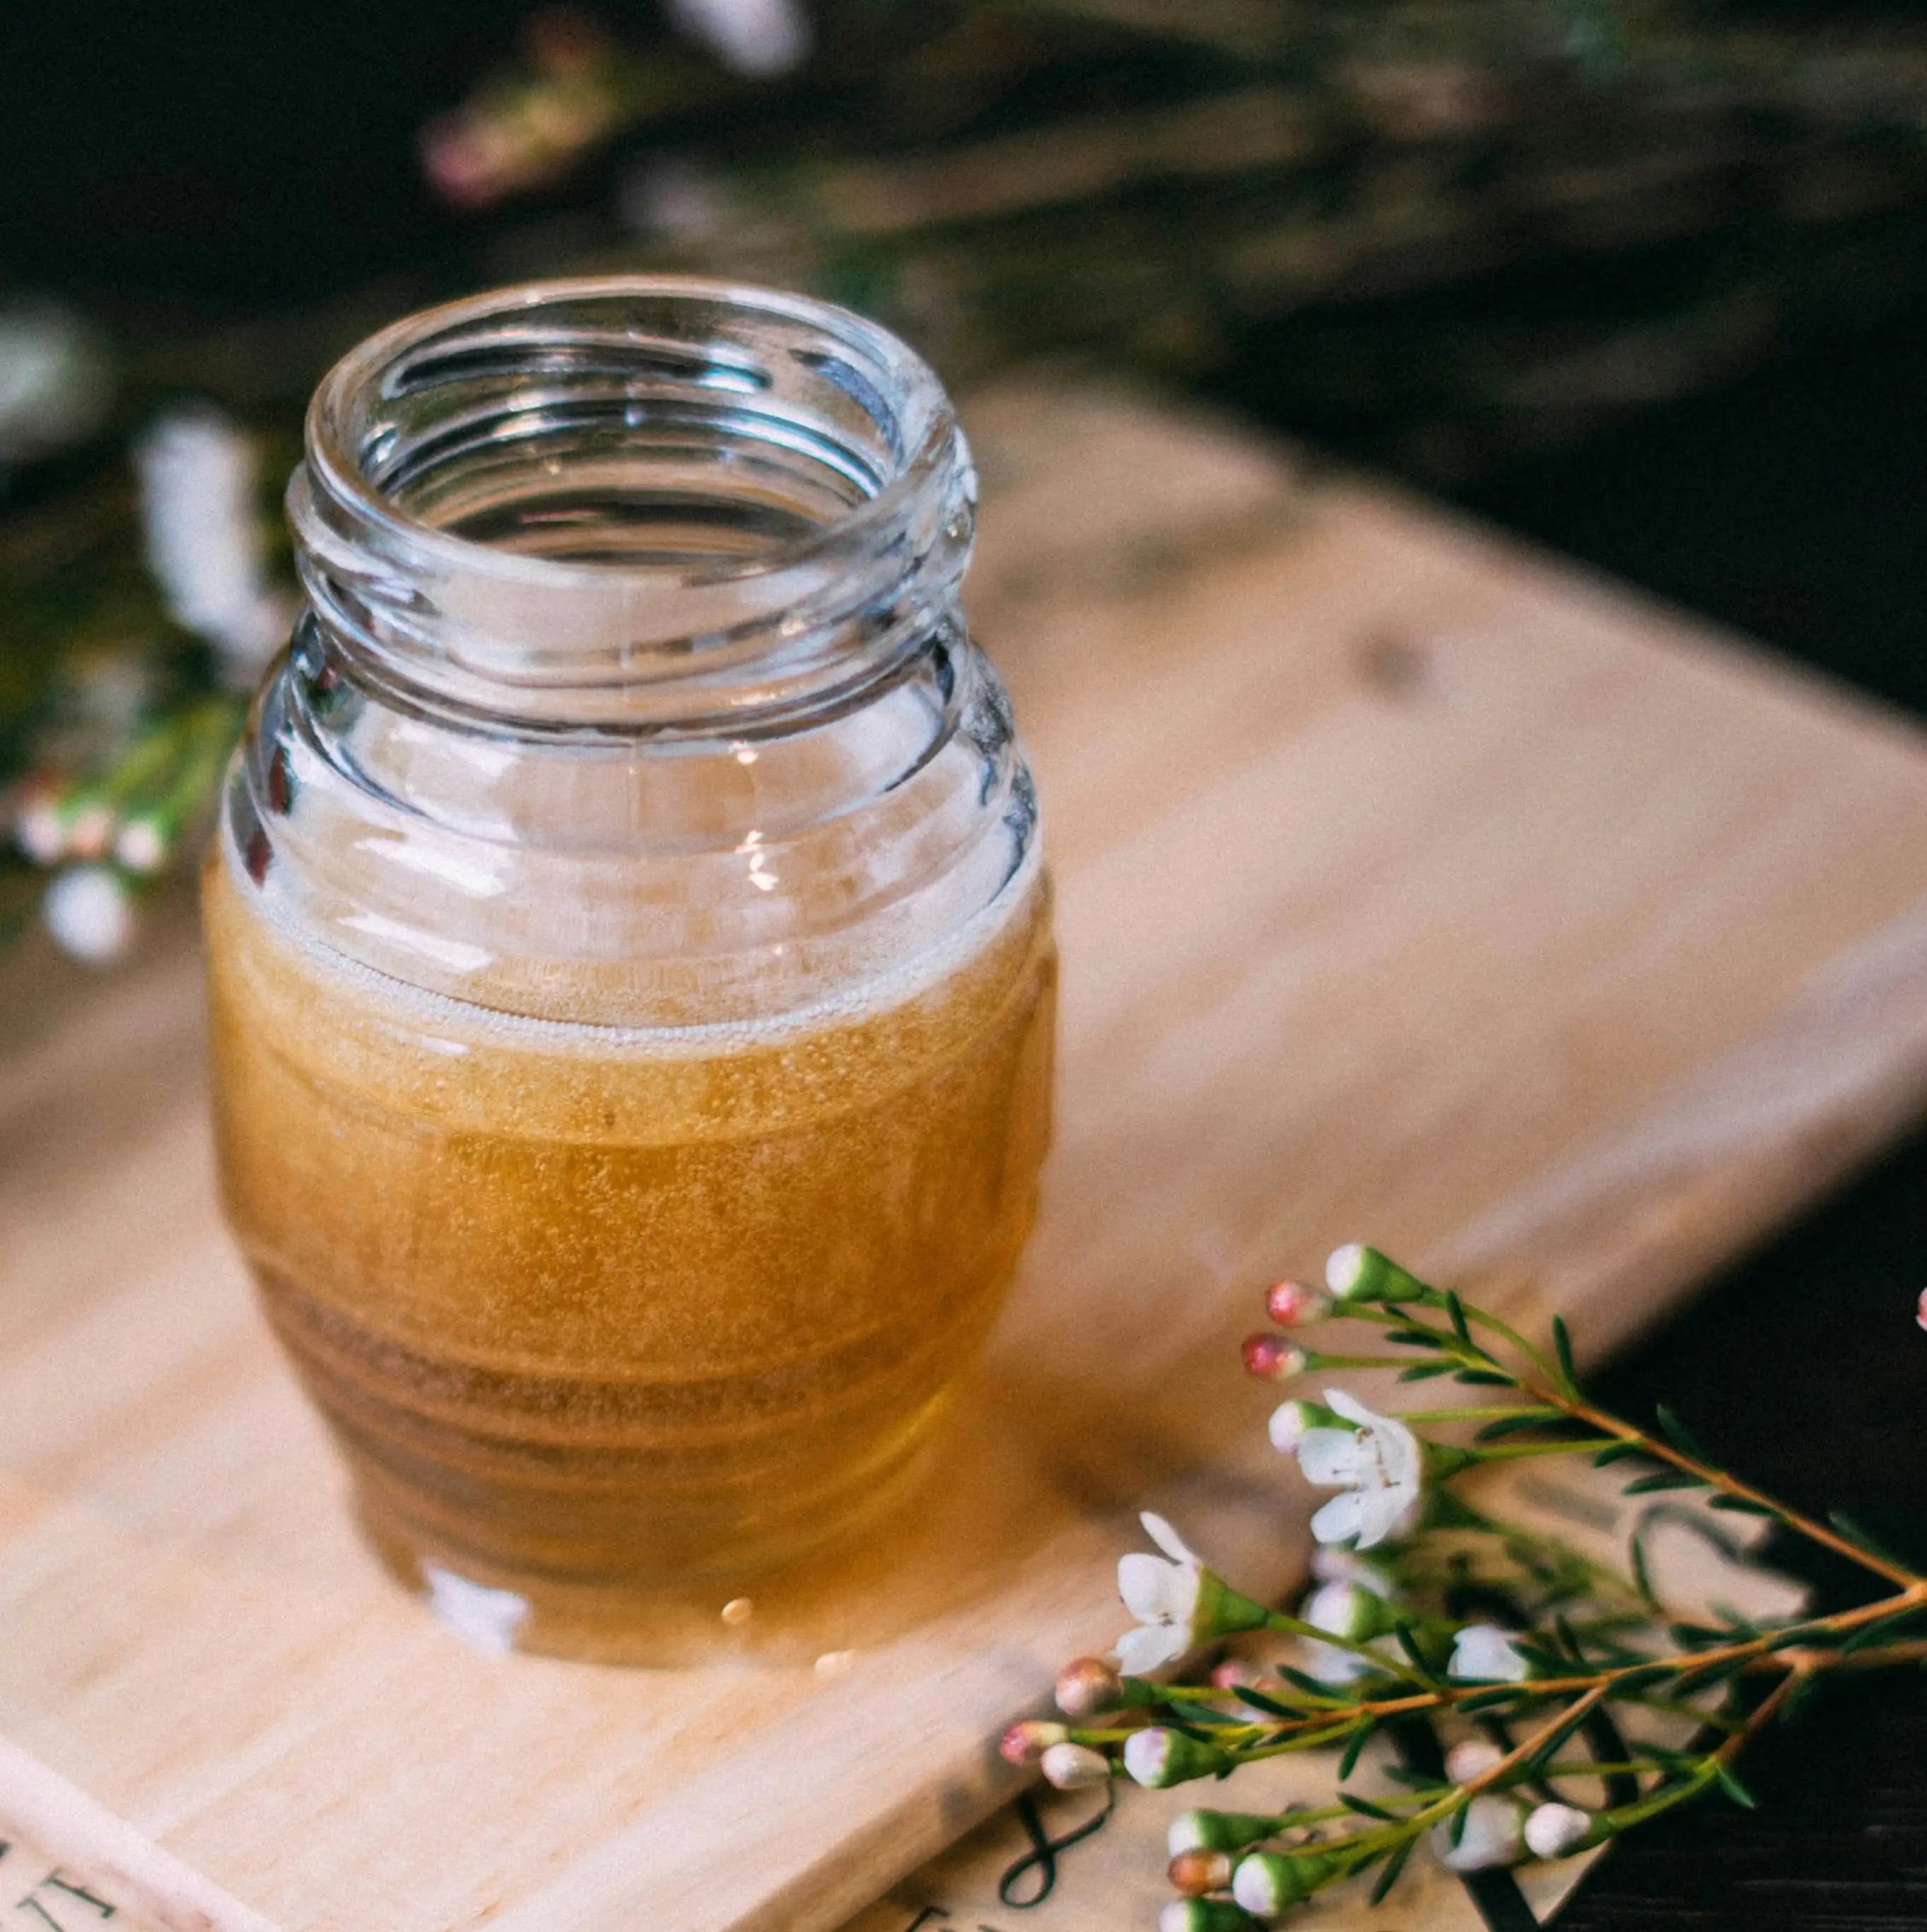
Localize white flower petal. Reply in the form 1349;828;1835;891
1302;1637;1371;1682
1352;1482;1417;1550
1376;1414;1423;1489
1450;1624;1530;1682
1309;1489;1366;1545
1435;1796;1523;1872
1118;1552;1180;1622
1296;1427;1368;1488
1445;1739;1506;1784
1323;1387;1377;1428
1116;1622;1187;1675
1140;1511;1198;1565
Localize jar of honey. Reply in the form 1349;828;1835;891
203;279;1055;1657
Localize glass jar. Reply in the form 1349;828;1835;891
203;279;1054;1658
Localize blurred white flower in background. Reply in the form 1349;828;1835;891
1433;1794;1525;1871
1449;1623;1532;1682
136;407;290;686
41;866;136;966
0;303;112;467
667;0;809;76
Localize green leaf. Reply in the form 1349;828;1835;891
1342;1792;1396;1820
1707;1494;1775;1516
1448;1801;1470;1847
1393;1623;1438;1681
1386;1328;1443;1350
1400;1362;1455;1381
1235;1683;1315;1719
1339;1719;1378;1781
1369;1835;1416;1906
1667;1622;1724;1650
1829;1511;1917;1571
1592;1442;1642;1467
1622;1470;1706;1494
1446;1292;1472;1347
1653;1403;1709;1462
1670;1656;1750;1697
1552;1315;1579;1389
1455;1369;1516;1387
1610;1662;1677;1693
1278;1666;1348;1702
1714;1762;1757;1809
1780;1673;1822;1726
1476;1412;1559;1441
1165;1699;1235;1726
1839;1608;1927;1655
1629;1529;1658;1608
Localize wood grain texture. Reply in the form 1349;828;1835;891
4;381;1927;1932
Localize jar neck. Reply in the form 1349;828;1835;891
290;277;976;736
226;280;1037;1027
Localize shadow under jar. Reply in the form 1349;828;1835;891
204;279;1055;1660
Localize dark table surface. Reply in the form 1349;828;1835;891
1438;324;1927;1929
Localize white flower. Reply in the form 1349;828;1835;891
1524;1801;1593;1859
1303;1579;1379;1644
1432;1795;1524;1871
1123;1726;1225;1788
1309;1544;1397;1595
0;304;110;464
137;407;289;684
1116;1512;1205;1673
1444;1738;1506;1784
1298;1577;1390;1683
667;0;809;74
1449;1624;1530;1682
1038;1742;1111;1790
42;866;135;965
1295;1388;1423;1548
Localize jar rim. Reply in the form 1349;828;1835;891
303;274;960;595
290;275;976;728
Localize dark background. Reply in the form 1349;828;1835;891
6;4;1927;1923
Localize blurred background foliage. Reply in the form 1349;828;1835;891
9;0;1927;956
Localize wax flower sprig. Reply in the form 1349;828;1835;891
1003;1246;1927;1930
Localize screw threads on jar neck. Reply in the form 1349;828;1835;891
289;277;976;736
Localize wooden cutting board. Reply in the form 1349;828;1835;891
6;380;1927;1932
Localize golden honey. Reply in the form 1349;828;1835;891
206;847;1053;1612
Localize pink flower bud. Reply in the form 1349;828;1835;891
999;1719;1068;1765
1265;1280;1332;1326
1055;1656;1128;1718
1241;1333;1307;1382
1916;1285;1927;1333
1168;1848;1234;1895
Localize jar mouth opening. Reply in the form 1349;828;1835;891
303;276;961;592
